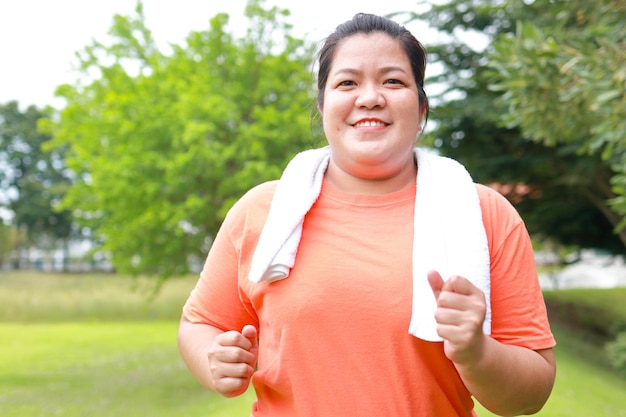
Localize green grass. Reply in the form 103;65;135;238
1;271;626;416
0;271;194;322
0;272;256;417
474;323;626;416
0;322;256;417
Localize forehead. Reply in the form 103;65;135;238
330;32;409;70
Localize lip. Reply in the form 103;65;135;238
351;118;390;128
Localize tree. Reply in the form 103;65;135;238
487;0;626;246
43;0;322;277
406;0;626;254
0;220;12;268
0;101;74;269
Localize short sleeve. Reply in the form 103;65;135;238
477;184;556;350
182;182;277;331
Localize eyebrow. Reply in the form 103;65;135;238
331;66;409;77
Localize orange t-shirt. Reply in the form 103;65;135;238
183;180;555;417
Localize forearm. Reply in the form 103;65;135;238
455;336;555;416
177;315;223;391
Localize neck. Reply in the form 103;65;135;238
325;157;417;195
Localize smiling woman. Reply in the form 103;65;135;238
319;32;425;193
177;13;556;417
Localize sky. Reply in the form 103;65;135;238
0;0;432;109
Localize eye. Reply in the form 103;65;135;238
337;80;357;87
384;79;405;86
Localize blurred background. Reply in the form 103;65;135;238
1;0;625;416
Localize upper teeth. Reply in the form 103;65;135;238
354;120;386;127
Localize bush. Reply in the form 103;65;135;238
606;331;626;376
543;288;626;339
544;287;626;375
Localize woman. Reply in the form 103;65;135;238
178;13;556;416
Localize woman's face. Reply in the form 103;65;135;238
319;32;424;187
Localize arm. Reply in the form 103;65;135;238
428;271;556;416
177;315;258;398
458;339;555;416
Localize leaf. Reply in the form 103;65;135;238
45;0;320;278
595;90;622;104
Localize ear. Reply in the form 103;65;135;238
420;104;428;118
417;105;428;134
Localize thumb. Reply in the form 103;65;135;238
241;324;258;352
427;270;444;301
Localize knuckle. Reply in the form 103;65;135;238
216;376;251;397
230;349;251;364
235;363;253;377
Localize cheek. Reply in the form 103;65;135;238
321;101;343;131
323;91;353;113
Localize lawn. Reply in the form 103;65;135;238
474;322;626;416
0;322;256;417
1;271;625;416
0;272;255;417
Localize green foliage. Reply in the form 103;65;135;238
0;221;11;265
544;287;626;376
407;0;626;254
607;331;626;376
43;0;321;277
0;101;73;253
488;0;626;235
543;287;626;338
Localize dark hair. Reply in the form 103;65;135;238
316;13;429;124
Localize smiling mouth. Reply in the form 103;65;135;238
352;120;388;127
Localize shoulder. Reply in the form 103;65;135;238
476;183;514;207
476;183;523;223
213;181;278;261
233;180;278;209
221;181;278;235
475;183;528;253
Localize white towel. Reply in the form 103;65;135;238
248;147;331;283
248;147;490;342
409;149;491;341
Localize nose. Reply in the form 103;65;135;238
355;83;385;109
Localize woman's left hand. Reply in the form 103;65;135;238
427;270;487;366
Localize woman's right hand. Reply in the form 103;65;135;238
207;324;259;397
